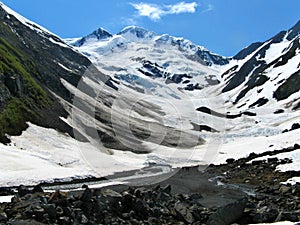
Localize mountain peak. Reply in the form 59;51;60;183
73;27;112;47
117;26;156;39
91;27;113;39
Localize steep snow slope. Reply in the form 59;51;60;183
220;20;300;112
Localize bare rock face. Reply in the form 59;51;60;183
4;75;23;97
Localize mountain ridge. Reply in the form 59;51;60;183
67;25;229;66
220;19;300;111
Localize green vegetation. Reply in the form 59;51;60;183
0;36;50;142
0;97;31;142
0;37;48;103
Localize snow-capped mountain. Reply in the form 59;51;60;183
0;2;299;188
220;20;300;112
65;26;229;96
67;26;229;65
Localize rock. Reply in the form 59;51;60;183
134;189;142;198
291;184;300;195
101;189;122;199
148;216;160;225
294;143;300;149
279;185;291;194
154;185;161;191
8;219;45;225
32;206;45;221
267;157;279;163
276;210;300;222
32;185;44;194
207;198;248;225
121;192;134;210
226;158;235;164
162;184;171;194
17;185;30;197
252;160;265;166
81;187;93;202
63;206;75;219
0;187;13;195
48;190;68;204
174;201;194;223
94;199;107;214
80;214;89;224
274;109;284;114
56;206;64;216
248;152;258;159
100;189;122;214
291;123;300;131
0;212;7;222
4;75;23;97
58;216;71;224
253;207;279;223
43;204;56;222
133;199;149;218
189;193;203;202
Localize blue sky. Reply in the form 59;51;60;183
1;0;299;56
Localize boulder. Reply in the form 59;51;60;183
253;207;279;223
174;201;194;223
17;185;30;197
133;199;149;219
32;185;44;194
81;187;93;202
0;212;7;222
207;198;248;225
43;204;56;222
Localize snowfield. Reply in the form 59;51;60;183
0;116;298;187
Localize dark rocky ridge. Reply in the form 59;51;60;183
233;42;264;60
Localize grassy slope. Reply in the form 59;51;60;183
0;24;50;142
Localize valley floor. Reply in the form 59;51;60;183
0;122;299;187
0;119;299;224
0;145;300;224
